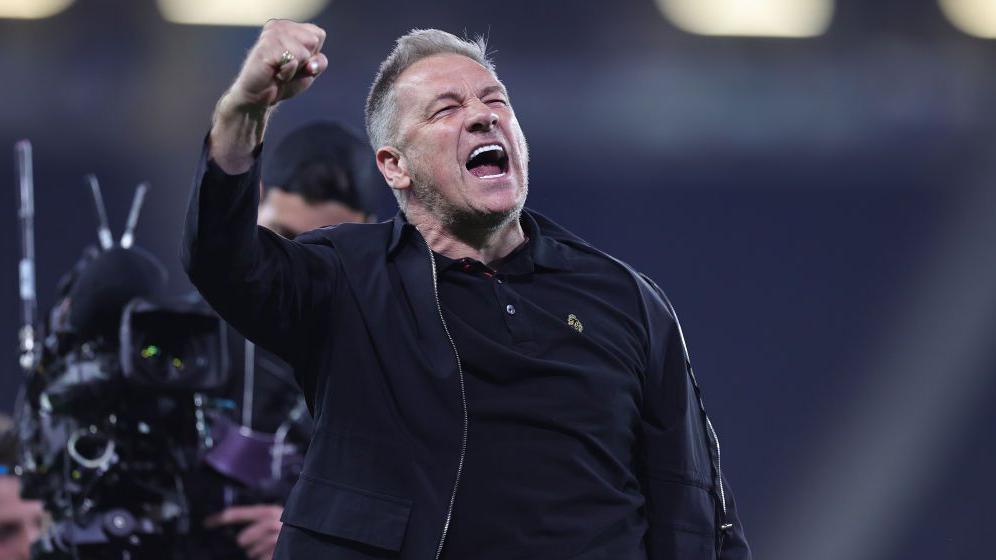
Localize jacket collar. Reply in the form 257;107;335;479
387;209;572;272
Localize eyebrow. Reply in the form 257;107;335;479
425;84;509;114
479;84;508;98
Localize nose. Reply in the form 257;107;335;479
466;98;498;133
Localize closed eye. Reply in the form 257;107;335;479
485;98;508;106
432;105;459;118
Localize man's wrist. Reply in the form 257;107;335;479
214;89;271;125
209;92;272;174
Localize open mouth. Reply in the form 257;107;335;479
465;143;509;179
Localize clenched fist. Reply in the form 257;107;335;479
210;20;329;174
227;20;327;110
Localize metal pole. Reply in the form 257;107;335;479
85;173;114;250
15;140;38;372
120;182;148;249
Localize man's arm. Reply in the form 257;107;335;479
636;280;751;559
184;24;331;560
209;20;327;174
181;20;332;363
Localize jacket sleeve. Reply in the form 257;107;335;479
180;139;341;370
636;277;751;560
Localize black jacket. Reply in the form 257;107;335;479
182;152;750;559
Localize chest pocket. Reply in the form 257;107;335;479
281;473;413;552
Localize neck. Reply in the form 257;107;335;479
406;205;526;266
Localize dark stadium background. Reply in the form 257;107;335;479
1;1;994;558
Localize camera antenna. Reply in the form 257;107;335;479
119;182;148;249
85;173;114;250
15;140;38;371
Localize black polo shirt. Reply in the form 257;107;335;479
420;213;649;560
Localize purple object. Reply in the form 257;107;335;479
204;416;276;488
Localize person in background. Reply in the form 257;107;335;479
0;414;43;560
257;121;378;238
202;121;379;560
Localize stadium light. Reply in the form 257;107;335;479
939;0;996;38
157;0;330;27
656;0;834;38
0;0;73;19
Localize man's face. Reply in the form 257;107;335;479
0;477;43;560
387;53;529;227
257;188;367;238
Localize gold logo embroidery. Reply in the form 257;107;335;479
567;314;583;333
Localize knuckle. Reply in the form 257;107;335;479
297;35;318;51
256;34;277;50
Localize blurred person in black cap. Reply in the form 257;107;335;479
257;121;379;238
0;414;44;560
202;120;379;560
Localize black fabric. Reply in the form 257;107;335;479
68;246;167;338
181;141;751;560
430;219;647;559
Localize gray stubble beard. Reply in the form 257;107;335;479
407;157;528;236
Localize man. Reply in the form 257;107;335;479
183;22;750;559
204;121;378;560
0;415;43;560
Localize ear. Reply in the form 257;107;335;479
376;146;411;192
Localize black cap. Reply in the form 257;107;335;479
68;246;167;340
262;121;380;215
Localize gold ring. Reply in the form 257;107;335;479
278;50;295;66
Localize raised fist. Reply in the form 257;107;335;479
209;20;328;173
227;19;328;111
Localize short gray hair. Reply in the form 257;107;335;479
365;29;494;151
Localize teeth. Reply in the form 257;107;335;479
469;144;504;161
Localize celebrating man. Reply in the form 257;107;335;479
183;21;750;559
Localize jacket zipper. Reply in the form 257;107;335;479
665;291;731;530
705;416;728;519
423;241;469;560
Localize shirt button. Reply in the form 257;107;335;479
505;304;516;315
497;278;503;284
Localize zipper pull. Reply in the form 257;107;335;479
717;522;734;556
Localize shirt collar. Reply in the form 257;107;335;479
387;211;412;256
387;210;572;272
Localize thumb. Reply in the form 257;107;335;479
277;53;329;102
305;52;329;77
